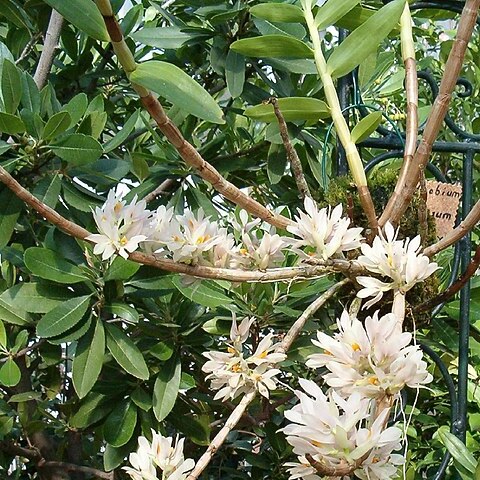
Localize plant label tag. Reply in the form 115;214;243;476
426;180;462;238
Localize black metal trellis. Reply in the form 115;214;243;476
335;2;478;478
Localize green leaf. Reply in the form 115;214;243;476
32;173;62;209
267;142;287;185
70;393;112;428
62;93;88;126
43;111;72;140
153;356;181;421
104;110;139;153
0;320;5;347
0;298;32;326
315;0;361;30
104;441;136;472
0;282;73;314
351;111;382;143
1;59;22;114
130;61;225;124
225;50;245;99
8;391;43;403
131;387;152;411
438;429;477;473
250;3;304;23
48;313;93;345
51;133;103;165
0;358;20;387
105;323;149;380
171;277;233;308
104;257;140;282
327;0;405;79
0;187;23;249
21;73;40;112
0;112;25;134
131;27;198;49
24;247;89;284
43;0;109;41
104;302;139;324
36;295;91;338
244;97;329;122
72;320;105;399
104;400;137;447
230;35;313;59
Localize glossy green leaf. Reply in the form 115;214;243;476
438;429;477;473
72;320;105;399
131;387;152;411
327;0;405;79
153;356;181;421
0;358;20;387
172;277;233;308
315;0;361;30
36;295;91;338
104;302;139;324
244;97;330;122
0;187;22;249
48;313;93;345
231;35;313;59
1;59;22;114
104;257;140;281
104;441;136;472
130;61;224;124
250;3;304;23
131;27;198;49
43;111;72;140
0;320;5;347
24;247;89;284
0;298;32;326
267;142;287;185
351;111;382;143
104;400;137;447
0;112;25;134
51;133;103;165
21;73;40;112
62;93;88;126
104;110;139;153
70;393;112;428
43;0;109;41
8;391;43;403
32;173;62;209
225;50;245;99
105;323;149;380
0;282;72;314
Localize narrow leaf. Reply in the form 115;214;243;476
1;59;22;114
104;400;137;447
36;295;91;338
327;0;405;79
105;324;149;380
315;0;361;30
153;356;181;421
438;429;477;473
43;0;109;41
52;133;103;165
231;35;313;59
24;247;89;284
0;112;25;134
250;3;305;23
0;187;22;249
43;111;72;140
130;61;224;124
72;320;105;399
351;111;383;143
0;298;32;326
225;50;245;99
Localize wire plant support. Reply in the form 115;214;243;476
335;2;478;477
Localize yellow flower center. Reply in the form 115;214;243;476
227;347;236;354
311;440;322;447
368;376;379;385
258;351;268;359
196;235;211;244
351;343;361;352
119;236;128;246
372;456;380;464
239;248;248;255
231;364;242;372
114;202;122;214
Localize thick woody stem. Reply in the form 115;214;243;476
379;0;480;227
94;0;292;230
0;166;363;282
423;199;480;257
37;461;114;480
304;5;378;231
186;280;348;480
33;9;64;89
269;97;312;200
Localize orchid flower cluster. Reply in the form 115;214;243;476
94;189;440;480
202;316;286;400
123;430;194;480
282;310;433;480
86;191;364;267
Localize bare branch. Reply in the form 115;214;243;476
33;9;64;89
38;461;114;480
379;0;480;226
144;178;179;203
0;441;41;461
186;280;349;480
269;97;312;200
423;199;480;257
